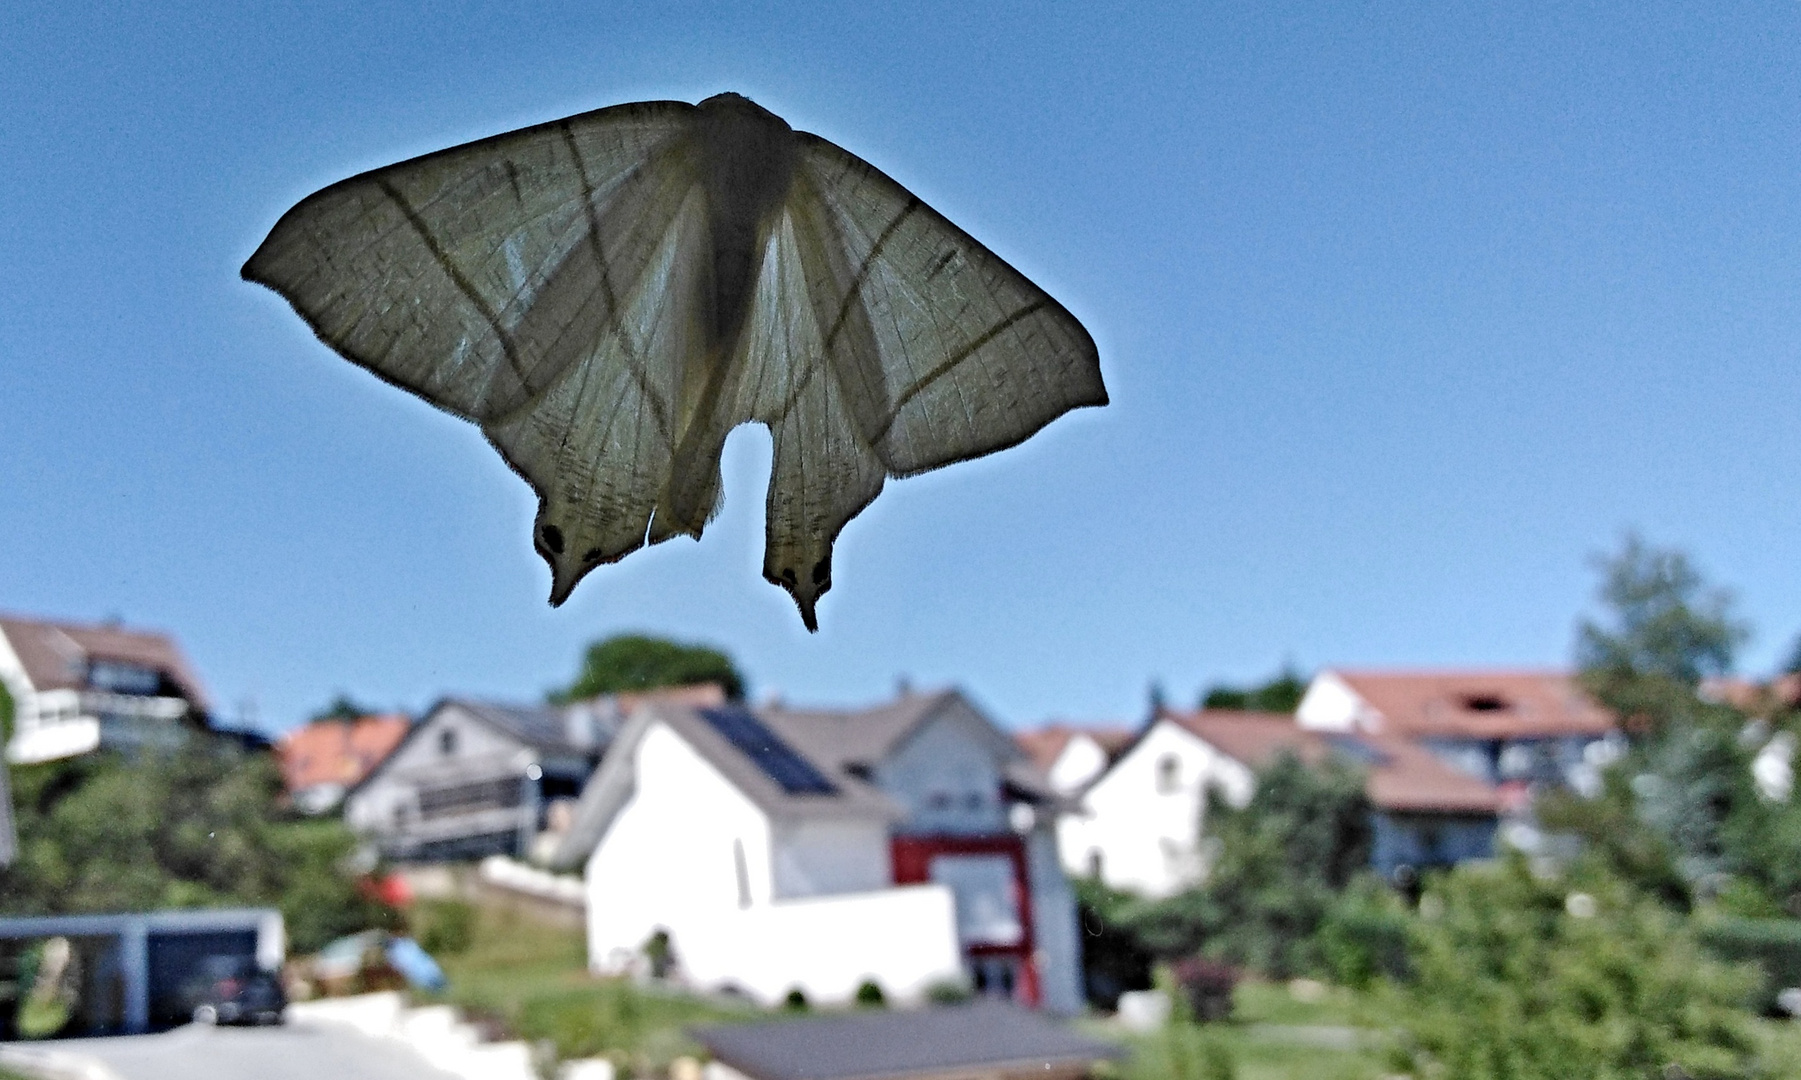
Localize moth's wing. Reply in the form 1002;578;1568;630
242;100;697;424
791;133;1107;477
484;180;716;606
730;208;890;630
731;139;1106;629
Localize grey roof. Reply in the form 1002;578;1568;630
763;690;1060;806
550;701;900;869
691;1001;1123;1080
451;699;594;753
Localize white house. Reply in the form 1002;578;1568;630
1057;709;1502;897
553;689;1084;1012
1015;725;1133;796
0;615;212;764
1296;669;1618;794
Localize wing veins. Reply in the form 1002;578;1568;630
822;196;921;354
869;298;1050;445
559;121;673;448
374;178;533;395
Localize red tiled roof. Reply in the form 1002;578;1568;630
0;614;211;709
1013;724;1134;773
1163;708;1501;816
1331;669;1613;739
277;714;409;793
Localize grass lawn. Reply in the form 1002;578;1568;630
428;896;753;1068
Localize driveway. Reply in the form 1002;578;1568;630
37;1020;458;1080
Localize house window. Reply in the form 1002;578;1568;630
87;660;163;697
439;728;457;756
733;839;752;908
1155;754;1181;794
1086;849;1104;880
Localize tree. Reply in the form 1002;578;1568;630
553;634;745;702
1127;750;1372;976
1200;664;1307;714
309;693;375;723
1576;533;1746;694
0;741;394;952
1394;855;1759;1080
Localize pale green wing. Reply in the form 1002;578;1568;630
789;134;1106;476
484;182;717;605
730;207;890;630
242;100;697;424
730;135;1106;627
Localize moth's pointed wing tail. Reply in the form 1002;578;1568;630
735;205;889;632
242;100;696;426
486;182;715;604
734;136;1105;629
793;133;1106;478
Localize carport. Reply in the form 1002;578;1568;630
0;908;283;1035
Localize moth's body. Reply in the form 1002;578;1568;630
244;92;1106;629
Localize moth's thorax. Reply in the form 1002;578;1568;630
695;94;797;348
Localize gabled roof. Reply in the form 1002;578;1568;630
1162;708;1501;816
550;701;901;869
276;714;410;793
1325;669;1613;740
759;689;962;773
763;688;1060;806
691;1000;1121;1080
0;615;210;710
1014;724;1134;774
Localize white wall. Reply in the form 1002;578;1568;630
1295;671;1376;733
586;721;775;971
584;720;959;1006
1057;722;1254;898
655;884;963;1006
1046;735;1112;794
770;819;891;899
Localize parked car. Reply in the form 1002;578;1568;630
180;955;286;1025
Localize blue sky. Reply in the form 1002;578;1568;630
4;2;1800;732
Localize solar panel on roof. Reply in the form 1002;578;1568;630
699;707;838;795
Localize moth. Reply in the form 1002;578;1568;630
244;92;1107;630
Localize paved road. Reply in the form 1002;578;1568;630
51;1020;457;1080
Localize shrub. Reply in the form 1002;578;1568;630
1394;856;1758;1080
1694;916;1801;1015
1316;876;1411;988
414;899;477;957
854;980;885;1008
782;988;808;1011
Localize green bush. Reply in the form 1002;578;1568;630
1316;877;1411;988
854;980;885;1007
1394;856;1759;1080
0;742;395;953
1695;916;1801;1015
414;899;477;957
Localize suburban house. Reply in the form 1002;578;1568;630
276;713;411;814
1015;725;1133;796
1295;669;1619;795
552;688;1084;1013
344;685;724;862
1057;709;1502;897
0;615;212;764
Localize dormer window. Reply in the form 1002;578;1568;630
1155;754;1181;794
439;728;458;756
87;660;163;697
1462;694;1510;712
